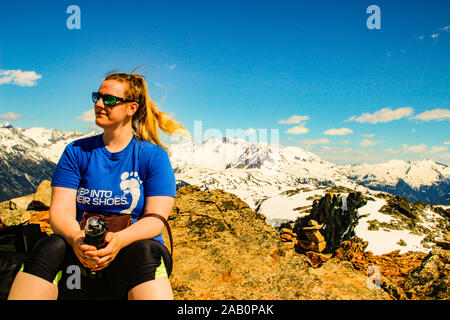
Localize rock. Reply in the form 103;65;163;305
302;219;323;230
0;200;15;210
435;240;450;250
8;194;34;211
280;233;293;242
302;225;323;231
28;180;52;210
281;228;296;237
20;212;32;224
296;240;327;253
305;252;333;268
304;229;325;242
432;206;450;219
403;247;449;300
327;236;450;300
283;242;295;250
29;210;52;234
381;195;422;221
269;247;285;258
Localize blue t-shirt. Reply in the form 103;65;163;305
51;134;176;245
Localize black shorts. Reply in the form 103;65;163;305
21;235;172;300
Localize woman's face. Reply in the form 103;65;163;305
94;80;138;129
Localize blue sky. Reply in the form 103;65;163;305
0;0;449;165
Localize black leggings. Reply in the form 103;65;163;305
22;235;172;300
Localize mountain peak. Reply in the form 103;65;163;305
0;121;13;129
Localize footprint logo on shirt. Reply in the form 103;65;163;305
119;171;142;214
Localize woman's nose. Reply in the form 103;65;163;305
95;98;105;109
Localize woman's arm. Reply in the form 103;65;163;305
88;195;175;271
118;195;175;247
49;186;98;268
49;186;80;244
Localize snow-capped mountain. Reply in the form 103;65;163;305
170;137;367;209
339;159;450;205
0;122;94;201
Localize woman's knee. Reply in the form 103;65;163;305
31;235;67;258
22;235;68;283
122;239;167;262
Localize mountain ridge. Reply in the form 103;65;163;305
0;122;448;206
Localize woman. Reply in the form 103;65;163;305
8;71;190;300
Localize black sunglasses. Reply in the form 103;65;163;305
92;92;135;107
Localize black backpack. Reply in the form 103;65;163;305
0;222;48;299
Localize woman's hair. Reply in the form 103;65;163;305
103;70;190;155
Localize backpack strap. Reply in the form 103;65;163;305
139;213;173;257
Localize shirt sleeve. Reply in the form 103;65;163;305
51;142;81;190
144;147;177;197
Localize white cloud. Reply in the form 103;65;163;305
168;64;177;71
384;148;398;154
410;108;450;121
360;134;375;138
406;144;427;153
278;115;309;124
153;82;165;88
286;123;309;135
0;112;22;121
75;109;95;122
440;25;450;32
245;128;256;134
417;35;425;40
429;146;448;153
0;69;42;87
386;143;446;155
360;139;382;148
431;33;439;39
83;124;102;133
324;128;353;136
316;146;388;164
347;107;413;124
299;138;329;145
444;141;450;145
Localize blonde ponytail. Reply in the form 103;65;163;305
104;71;191;156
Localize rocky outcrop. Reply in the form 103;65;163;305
0;180;52;234
402;246;449;299
334;237;449;300
374;194;450;249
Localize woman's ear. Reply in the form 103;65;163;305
128;102;139;117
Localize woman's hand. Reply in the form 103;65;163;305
86;232;123;271
69;230;99;269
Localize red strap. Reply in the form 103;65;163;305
140;213;173;257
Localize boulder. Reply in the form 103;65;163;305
403;247;449;300
28;180;52;210
296;240;326;253
9;194;34;211
304;229;325;243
